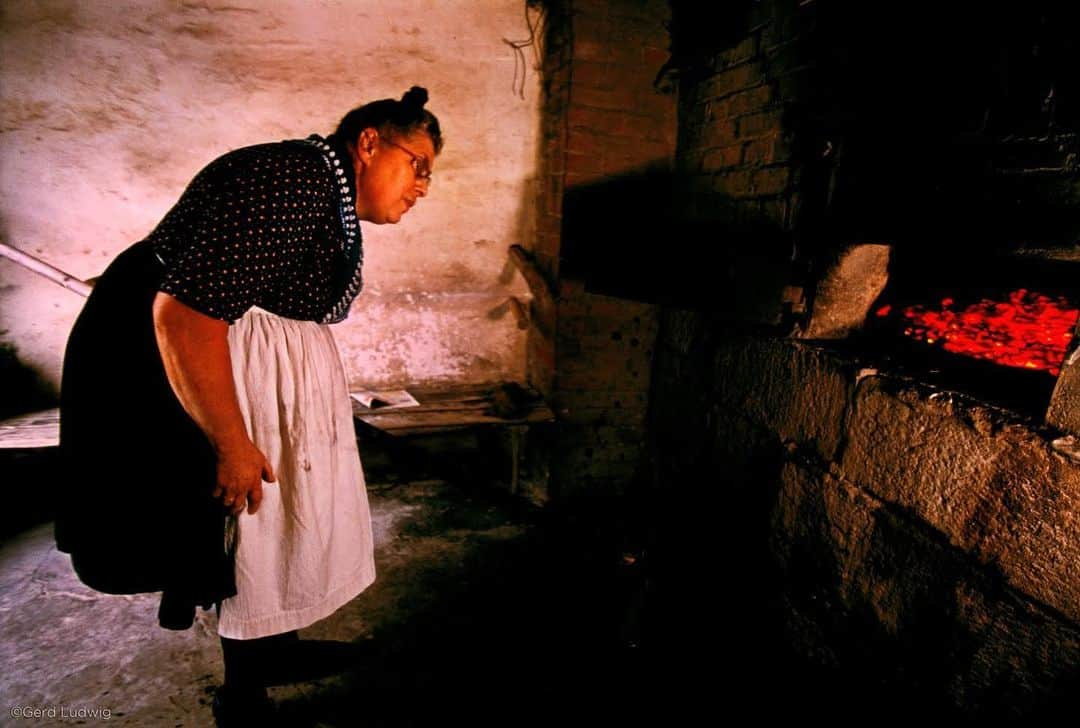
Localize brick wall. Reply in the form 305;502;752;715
533;0;676;499
529;0;574;397
673;1;806;232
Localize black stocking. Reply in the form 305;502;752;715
220;630;299;691
220;630;364;688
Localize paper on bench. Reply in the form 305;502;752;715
350;389;421;410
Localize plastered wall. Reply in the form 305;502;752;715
0;0;541;393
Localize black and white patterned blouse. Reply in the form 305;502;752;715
150;134;362;324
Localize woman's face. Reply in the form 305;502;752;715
352;129;436;225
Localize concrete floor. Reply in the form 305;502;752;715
0;435;657;727
1;427;897;727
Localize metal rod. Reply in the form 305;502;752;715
0;242;93;298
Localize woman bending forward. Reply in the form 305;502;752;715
58;86;442;723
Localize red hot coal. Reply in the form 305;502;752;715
876;289;1079;376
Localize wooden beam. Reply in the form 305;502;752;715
508;297;530;329
508;245;555;314
0;408;60;449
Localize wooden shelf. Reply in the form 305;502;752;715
351;383;555;436
0;408;60;449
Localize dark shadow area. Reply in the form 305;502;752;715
791;1;1080;257
561;166;793;323
0;342;57;419
642;300;1080;718
269;479;880;726
238;421;851;725
0;448;60;540
668;2;1080;287
0;342;61;540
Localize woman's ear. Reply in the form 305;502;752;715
357;128;379;159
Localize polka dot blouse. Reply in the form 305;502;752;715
151;134;363;324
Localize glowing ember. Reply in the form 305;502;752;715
877;289;1078;376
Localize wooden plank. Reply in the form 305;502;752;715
508;245;554;310
351;383;555;436
508;245;555;340
356;407;555;435
0;408;60;449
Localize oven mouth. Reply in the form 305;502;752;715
824;251;1080;419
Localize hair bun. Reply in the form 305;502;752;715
401;86;429;110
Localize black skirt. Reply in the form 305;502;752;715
56;240;235;629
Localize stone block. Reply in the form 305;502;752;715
714;338;856;462
772;460;1080;714
771;461;879;589
843;376;1080;624
843;377;1010;535
971;426;1080;624
801;244;891;339
1046;318;1080;436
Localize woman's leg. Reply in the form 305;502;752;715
220;631;299;690
221;629;366;688
214;632;297;726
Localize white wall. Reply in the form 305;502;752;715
0;0;540;392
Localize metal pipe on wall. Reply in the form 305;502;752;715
0;242;92;298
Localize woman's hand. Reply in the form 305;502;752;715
213;438;276;516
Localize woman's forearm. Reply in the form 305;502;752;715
153;293;272;514
151;292;249;454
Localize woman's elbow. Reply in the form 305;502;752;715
152;292;228;340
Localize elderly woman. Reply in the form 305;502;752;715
57;87;441;723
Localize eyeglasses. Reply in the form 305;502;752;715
381;138;432;185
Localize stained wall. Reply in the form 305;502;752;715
0;0;542;393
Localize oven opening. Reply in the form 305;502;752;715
823;250;1080;420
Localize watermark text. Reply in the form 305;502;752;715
10;705;112;721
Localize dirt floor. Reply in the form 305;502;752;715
0;433;664;727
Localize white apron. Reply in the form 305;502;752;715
216;307;375;639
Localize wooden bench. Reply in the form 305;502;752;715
350;382;555;498
0;408;60;449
